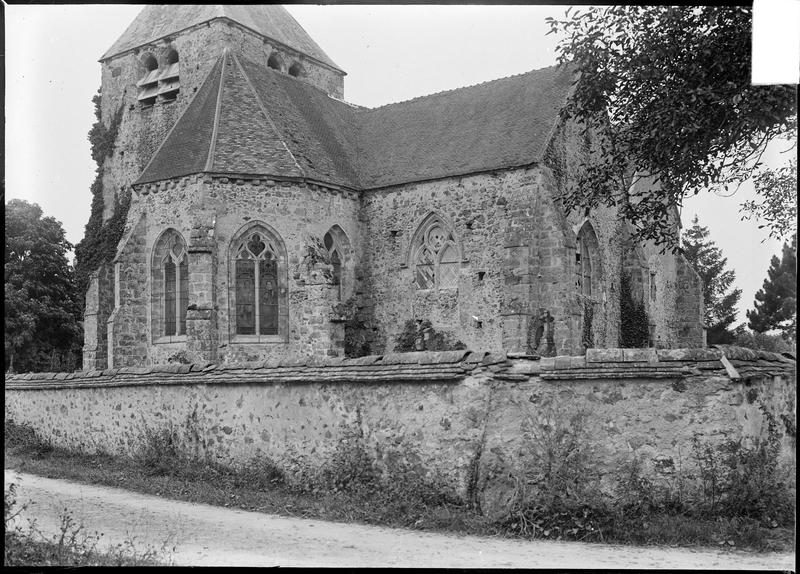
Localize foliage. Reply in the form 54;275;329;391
4;482;169;566
74;90;127;315
619;272;649;348
741;159;798;241
5;199;82;372
681;216;742;343
691;409;794;525
502;406;607;541
394;319;466;352
6;415;794;551
747;234;797;342
733;329;793;354
546;6;797;248
581;300;594;349
333;296;372;358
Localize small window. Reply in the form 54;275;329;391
137;54;159;106
323;226;352;301
268;52;284;72
158;49;180;102
288;62;303;77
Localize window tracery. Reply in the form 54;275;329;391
411;216;460;290
234;230;280;336
152;229;188;341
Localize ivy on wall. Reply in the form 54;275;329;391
619;272;650;348
74;90;127;313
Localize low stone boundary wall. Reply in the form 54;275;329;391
6;346;796;517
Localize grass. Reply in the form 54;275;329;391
4;482;171;566
4;419;794;554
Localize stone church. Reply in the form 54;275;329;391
83;5;704;369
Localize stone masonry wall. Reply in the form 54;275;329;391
6;347;795;519
360;168;545;355
106;176;360;367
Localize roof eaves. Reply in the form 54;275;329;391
360;160;543;193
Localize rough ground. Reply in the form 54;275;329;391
4;470;794;569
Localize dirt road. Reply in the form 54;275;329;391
4;470;794;568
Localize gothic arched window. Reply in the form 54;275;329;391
235;232;279;335
323;230;343;300
575;222;599;298
411;215;460;290
152;229;189;341
229;223;287;341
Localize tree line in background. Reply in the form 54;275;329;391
682;216;796;351
5;200;82;372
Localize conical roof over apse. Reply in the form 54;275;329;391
135;50;576;191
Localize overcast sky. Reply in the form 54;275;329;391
4;4;795;327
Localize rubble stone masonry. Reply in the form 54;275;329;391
7;347;795;519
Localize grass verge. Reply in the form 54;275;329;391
4;419;794;553
4;482;171;566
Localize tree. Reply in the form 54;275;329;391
5;199;82;372
546;6;797;248
740;159;797;242
681;216;742;344
747;234;797;342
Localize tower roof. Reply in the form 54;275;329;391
135;52;575;190
101;5;343;72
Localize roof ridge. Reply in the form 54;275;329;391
135;53;225;184
229;52;307;178
205;48;229;172
362;64;565;112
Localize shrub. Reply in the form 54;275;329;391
394;319;466;352
5;420;53;457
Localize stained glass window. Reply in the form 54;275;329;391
156;232;188;338
234;230;281;336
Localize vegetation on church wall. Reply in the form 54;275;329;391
74;90;127;314
394;319;466;353
619;272;649;348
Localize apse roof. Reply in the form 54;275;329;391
135;51;575;190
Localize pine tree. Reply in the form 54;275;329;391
747;234;797;343
681;216;742;344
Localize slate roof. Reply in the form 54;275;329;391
102;5;343;71
134;51;575;190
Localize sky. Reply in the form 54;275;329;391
4;4;796;328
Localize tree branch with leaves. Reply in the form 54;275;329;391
546;6;797;248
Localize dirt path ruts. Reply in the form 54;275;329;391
4;470;794;568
